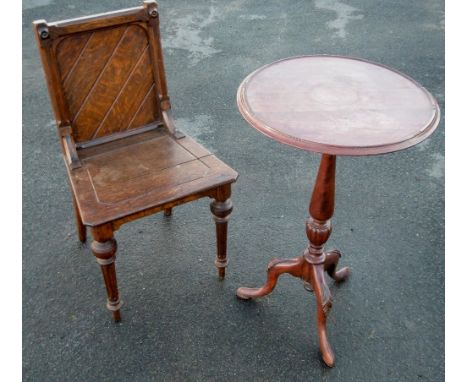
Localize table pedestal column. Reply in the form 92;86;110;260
236;154;349;367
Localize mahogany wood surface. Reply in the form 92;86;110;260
237;56;440;155
236;56;440;367
33;0;237;321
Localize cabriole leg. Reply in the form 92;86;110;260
324;249;350;282
236;257;304;299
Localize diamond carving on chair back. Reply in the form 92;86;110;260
55;24;160;143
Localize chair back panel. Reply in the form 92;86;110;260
56;24;159;142
34;1;167;144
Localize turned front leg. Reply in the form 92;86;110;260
91;224;122;322
210;184;233;279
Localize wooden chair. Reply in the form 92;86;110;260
32;0;238;322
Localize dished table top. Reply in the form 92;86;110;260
237;55;440;156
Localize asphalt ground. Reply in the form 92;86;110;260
23;1;444;381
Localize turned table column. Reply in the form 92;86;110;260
303;154;349;367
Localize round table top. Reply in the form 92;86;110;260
237;55;440;155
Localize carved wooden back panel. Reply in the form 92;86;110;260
55;24;159;142
33;1;170;146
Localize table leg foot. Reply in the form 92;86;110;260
310;262;335;367
236;257;304;300
324;249;350;282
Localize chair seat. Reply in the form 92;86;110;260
68;127;238;226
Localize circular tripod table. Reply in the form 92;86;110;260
235;55;440;367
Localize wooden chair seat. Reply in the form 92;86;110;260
33;1;238;322
71;128;237;227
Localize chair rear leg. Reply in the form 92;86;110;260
72;195;86;242
164;207;172;217
210;184;233;279
91;224;122;322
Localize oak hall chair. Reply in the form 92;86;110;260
32;1;238;321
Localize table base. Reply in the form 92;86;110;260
236;154;349;367
236;249;349;367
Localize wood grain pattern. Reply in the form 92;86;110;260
69;128;237;226
33;1;238;321
56;32;92;81
128;85;158;129
56;23;159;143
95;47;154;137
60;27;125;125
